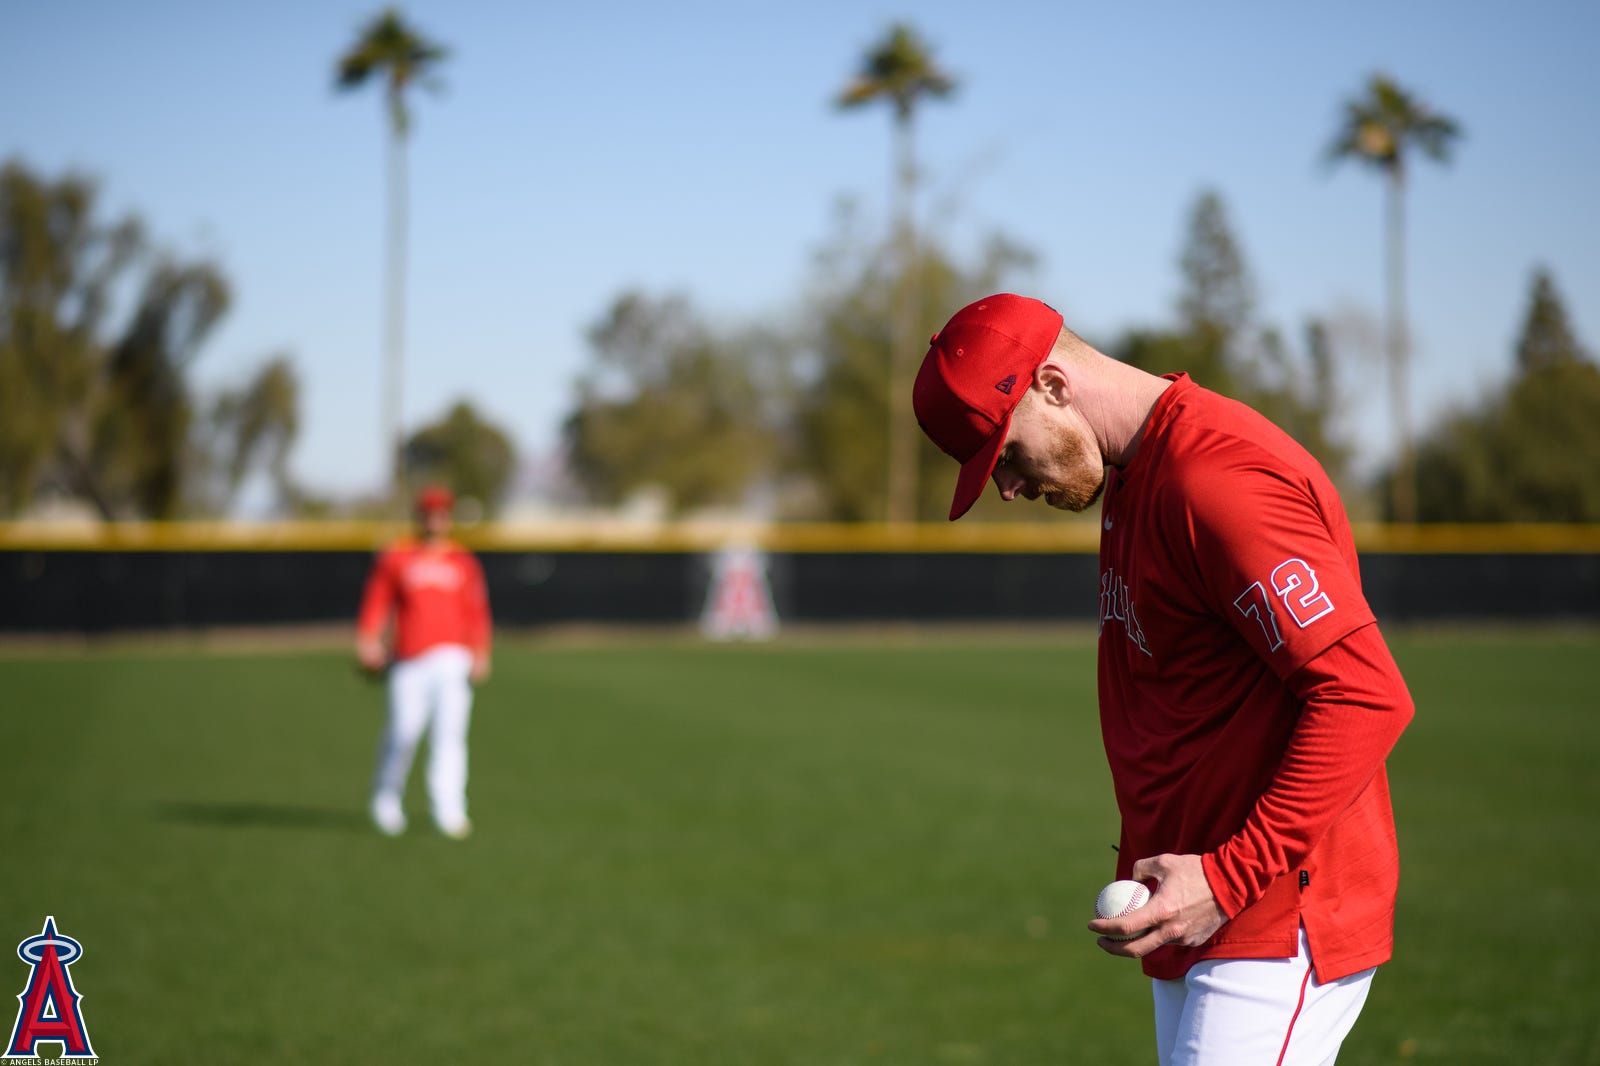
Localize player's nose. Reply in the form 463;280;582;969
993;467;1025;501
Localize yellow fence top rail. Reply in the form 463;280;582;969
3;520;1600;554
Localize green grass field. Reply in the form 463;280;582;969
2;628;1597;1064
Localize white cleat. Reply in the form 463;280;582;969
371;796;407;837
439;816;473;840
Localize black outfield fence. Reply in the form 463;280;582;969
2;523;1598;633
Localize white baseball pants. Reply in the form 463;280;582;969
371;644;475;830
1152;925;1375;1066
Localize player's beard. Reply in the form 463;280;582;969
1038;425;1106;513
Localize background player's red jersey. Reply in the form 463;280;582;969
356;537;491;661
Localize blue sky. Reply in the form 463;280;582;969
6;0;1597;500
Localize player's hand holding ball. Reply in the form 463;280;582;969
1093;879;1153;942
1088;854;1230;956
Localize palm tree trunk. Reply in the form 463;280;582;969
1385;169;1413;523
887;113;918;524
382;109;409;515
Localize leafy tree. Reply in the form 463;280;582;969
1411;363;1600;522
403;400;517;518
0;163;138;516
334;8;449;509
1411;268;1600;521
791;202;1037;521
1176;188;1254;389
1327;73;1462;522
1514;266;1588;373
1119;189;1257;393
0;160;250;519
188;355;301;517
835;23;957;523
96;262;230;517
562;292;788;515
1115;189;1351;486
1248;321;1352;491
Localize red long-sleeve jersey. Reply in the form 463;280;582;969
356;537;491;662
1097;375;1414;982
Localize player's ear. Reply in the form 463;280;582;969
1032;360;1073;407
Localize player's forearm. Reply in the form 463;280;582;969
1203;623;1414;916
356;568;396;637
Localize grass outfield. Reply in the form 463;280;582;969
1;628;1597;1064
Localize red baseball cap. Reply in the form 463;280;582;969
415;485;455;513
913;294;1064;520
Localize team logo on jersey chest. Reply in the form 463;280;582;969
404;556;464;591
5;917;96;1061
1099;567;1152;657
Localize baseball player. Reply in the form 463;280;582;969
913;295;1415;1065
356;485;491;839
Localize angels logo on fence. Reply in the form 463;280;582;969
5;917;96;1062
701;544;778;641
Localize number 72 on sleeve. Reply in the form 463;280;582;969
1233;557;1336;651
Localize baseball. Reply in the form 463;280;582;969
1095;879;1151;940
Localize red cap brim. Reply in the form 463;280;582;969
948;409;1012;520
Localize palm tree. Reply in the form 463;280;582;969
1327;73;1461;523
836;23;956;523
334;8;448;511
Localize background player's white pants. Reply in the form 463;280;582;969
1152;925;1375;1066
372;644;474;828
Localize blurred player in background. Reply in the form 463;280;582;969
357;485;491;839
913;295;1414;1065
